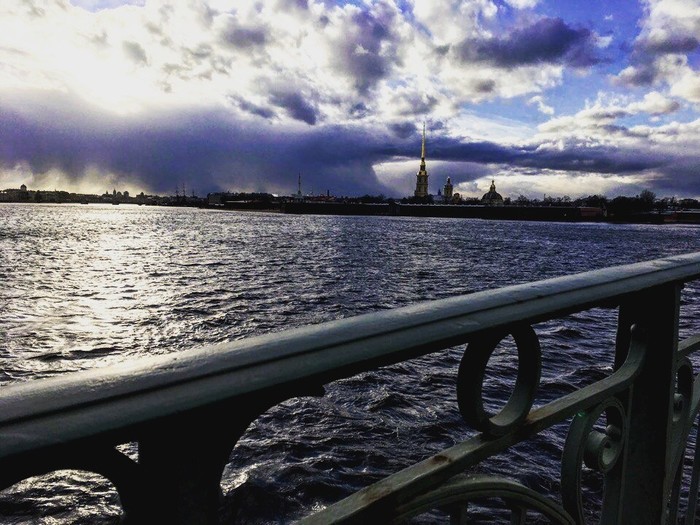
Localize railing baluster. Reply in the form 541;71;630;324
131;410;248;525
509;506;527;525
449;504;468;525
614;284;681;524
684;421;700;525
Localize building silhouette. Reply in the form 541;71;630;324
414;123;429;198
482;180;504;206
295;173;303;201
443;177;453;201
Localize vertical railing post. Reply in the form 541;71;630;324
126;409;251;525
613;283;681;524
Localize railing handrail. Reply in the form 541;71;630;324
2;252;700;462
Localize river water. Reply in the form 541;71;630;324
1;203;700;524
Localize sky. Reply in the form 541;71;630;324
1;0;700;199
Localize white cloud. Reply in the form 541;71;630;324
469;171;650;200
69;0;145;11
644;0;700;41
628;90;680;114
410;0;497;44
505;0;540;8
614;0;700;104
447;111;537;142
0;0;599;127
538;91;680;140
596;35;614;48
527;95;554;115
670;68;700;103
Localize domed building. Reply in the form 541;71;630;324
482;180;504;206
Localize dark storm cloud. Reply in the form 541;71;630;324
615;52;688;87
1;91;694;198
456;17;602;68
616;31;699;87
0;91;390;196
616;63;658;86
334;6;402;94
389;122;416;139
421;135;668;175
230;96;277;119
268;90;318;125
640;35;700;55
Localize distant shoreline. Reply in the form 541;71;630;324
3;200;699;225
275;201;700;225
217;200;700;225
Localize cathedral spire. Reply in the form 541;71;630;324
414;122;429;198
295;173;303;201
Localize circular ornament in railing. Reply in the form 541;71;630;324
457;324;541;437
561;397;626;523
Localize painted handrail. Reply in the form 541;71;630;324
1;251;700;523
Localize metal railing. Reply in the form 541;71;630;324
3;252;700;523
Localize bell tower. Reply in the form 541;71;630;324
443;177;453;200
414;122;429;198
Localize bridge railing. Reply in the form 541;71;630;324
2;252;700;523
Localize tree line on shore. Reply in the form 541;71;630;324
355;189;700;214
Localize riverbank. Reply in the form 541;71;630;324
278;201;700;224
4;200;699;224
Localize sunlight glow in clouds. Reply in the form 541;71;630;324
0;0;699;198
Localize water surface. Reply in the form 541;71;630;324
1;203;699;523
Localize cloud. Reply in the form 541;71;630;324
229;95;277;120
122;40;147;65
0;90;400;196
640;34;699;54
220;20;269;49
522;93;700;196
71;0;144;11
613;0;700;102
1;0;700;199
455;17;602;68
268;89;318;125
388;121;417;139
527;95;554;115
324;2;407;95
503;0;540;8
538;92;680;138
628;91;680;114
615;64;659;86
671;70;700;103
3;85;700;199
